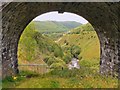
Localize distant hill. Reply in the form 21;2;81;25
33;21;82;33
53;21;82;29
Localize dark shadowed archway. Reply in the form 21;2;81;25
1;2;119;78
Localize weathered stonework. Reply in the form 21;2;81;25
0;2;119;78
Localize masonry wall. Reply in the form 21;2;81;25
1;2;119;78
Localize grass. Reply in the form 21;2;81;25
58;31;100;60
2;68;118;88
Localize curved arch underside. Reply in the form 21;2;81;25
1;2;119;78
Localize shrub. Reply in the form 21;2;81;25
50;62;66;70
45;56;56;66
55;58;65;64
43;56;50;63
78;54;82;60
50;68;81;78
70;45;81;58
54;45;63;58
47;46;54;52
44;56;66;65
63;54;72;64
49;57;66;70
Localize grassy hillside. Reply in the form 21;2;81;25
57;23;100;69
33;21;81;33
54;21;82;29
18;22;64;65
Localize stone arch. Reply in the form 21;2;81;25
1;2;119;78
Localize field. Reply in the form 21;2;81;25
2;68;117;88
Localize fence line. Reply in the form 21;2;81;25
18;64;49;74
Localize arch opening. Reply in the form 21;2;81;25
17;11;100;74
14;11;107;88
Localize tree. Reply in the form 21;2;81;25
70;45;81;58
63;54;72;64
54;45;63;58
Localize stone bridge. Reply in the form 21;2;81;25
0;2;120;78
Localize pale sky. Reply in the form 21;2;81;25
33;11;88;24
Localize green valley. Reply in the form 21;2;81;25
2;21;117;88
57;23;100;69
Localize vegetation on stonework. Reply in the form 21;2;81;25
3;21;118;88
